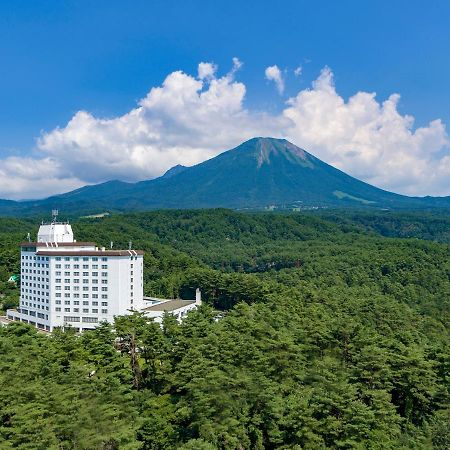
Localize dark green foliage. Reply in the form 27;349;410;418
0;209;449;448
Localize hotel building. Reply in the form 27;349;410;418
7;216;144;331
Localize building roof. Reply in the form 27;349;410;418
142;299;196;312
21;242;97;247
35;250;144;256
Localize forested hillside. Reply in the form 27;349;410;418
0;210;449;449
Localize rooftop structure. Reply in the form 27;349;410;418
37;209;75;243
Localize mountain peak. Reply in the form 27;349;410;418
161;164;188;179
237;137;311;168
1;137;449;215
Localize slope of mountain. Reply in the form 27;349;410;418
1;137;449;216
161;164;188;179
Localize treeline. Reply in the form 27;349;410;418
0;209;449;448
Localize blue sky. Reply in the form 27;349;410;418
0;0;449;199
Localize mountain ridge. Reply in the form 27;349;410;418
0;137;449;216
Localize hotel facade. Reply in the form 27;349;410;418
7;218;144;332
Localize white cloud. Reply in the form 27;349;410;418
294;66;302;77
0;61;449;200
265;65;285;94
0;157;83;200
283;67;449;195
198;62;217;80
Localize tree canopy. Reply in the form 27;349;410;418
0;209;449;449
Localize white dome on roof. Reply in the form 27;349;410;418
37;223;74;243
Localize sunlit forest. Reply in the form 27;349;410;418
0;209;449;449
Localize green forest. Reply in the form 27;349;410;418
0;209;449;449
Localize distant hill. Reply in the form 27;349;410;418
161;164;188;179
0;137;449;216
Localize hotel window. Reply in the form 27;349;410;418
65;301;70;305
56;257;61;261
83;294;89;298
101;302;108;306
101;309;108;314
74;308;79;312
83;265;89;269
64;308;70;312
83;308;89;313
74;264;79;269
55;300;61;305
83;257;89;261
56;307;61;312
55;278;61;283
83;287;89;291
92;301;98;306
101;287;108;291
55;264;61;269
83;301;89;305
74;279;79;284
64;279;70;283
92;257;98;261
83;279;89;284
64;257;70;261
64;272;70;276
55;286;61;291
56;293;61;298
64;293;70;298
74;257;79;262
92;309;98;313
64;286;70;291
101;274;107;279
74;301;79;305
92;272;98;276
74;272;79;276
101;257;107;262
101;294;108;299
92;265;98;270
101;265;108;269
74;294;80;299
83;272;89;276
92;287;98;291
92;279;98;284
83;317;98;323
64;264;70;269
92;294;98;299
56;271;61;276
64;316;80;322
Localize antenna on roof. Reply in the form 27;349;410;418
128;241;132;250
52;209;59;223
27;232;31;243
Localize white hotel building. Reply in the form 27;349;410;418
7;219;144;332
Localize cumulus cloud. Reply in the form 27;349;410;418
283;67;449;195
294;66;302;77
198;62;217;80
265;65;285;94
0;61;449;199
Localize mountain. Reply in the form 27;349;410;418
0;137;449;216
161;164;188;179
